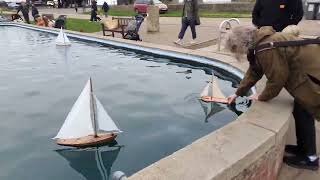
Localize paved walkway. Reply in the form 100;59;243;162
36;7;320;49
18;7;320;179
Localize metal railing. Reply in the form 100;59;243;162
218;18;241;51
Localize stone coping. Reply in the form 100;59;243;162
0;23;293;179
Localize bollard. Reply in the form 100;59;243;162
112;171;128;180
146;5;160;32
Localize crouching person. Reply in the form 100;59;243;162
225;25;320;170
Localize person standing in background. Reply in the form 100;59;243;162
31;3;39;21
90;0;98;21
102;1;109;18
17;2;30;24
75;2;78;13
174;0;200;45
252;0;304;32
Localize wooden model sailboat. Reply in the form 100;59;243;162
56;28;71;46
53;78;122;147
200;72;228;104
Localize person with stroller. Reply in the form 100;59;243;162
17;2;30;24
102;1;109;18
174;0;200;45
90;0;101;22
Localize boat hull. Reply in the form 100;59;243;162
201;96;228;104
56;133;117;148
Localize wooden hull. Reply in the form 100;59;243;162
201;96;228;104
56;133;117;148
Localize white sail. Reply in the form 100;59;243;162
53;80;94;139
200;83;211;97
200;74;226;99
56;28;71;46
94;95;122;134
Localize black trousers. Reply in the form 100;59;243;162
90;11;97;21
178;17;196;40
22;12;30;24
293;100;317;156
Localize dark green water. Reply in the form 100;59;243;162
0;26;249;180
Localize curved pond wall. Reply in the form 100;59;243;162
0;22;293;180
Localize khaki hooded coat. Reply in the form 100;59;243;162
236;26;320;120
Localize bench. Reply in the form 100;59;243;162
101;17;134;38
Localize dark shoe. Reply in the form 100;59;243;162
283;155;319;171
285;145;304;156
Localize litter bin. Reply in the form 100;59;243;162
305;0;320;20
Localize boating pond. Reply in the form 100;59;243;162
0;26;250;180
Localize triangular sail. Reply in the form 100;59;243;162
56;28;71;46
94;95;122;134
200;73;226;99
53;80;94;139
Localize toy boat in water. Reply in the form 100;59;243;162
53;78;122;147
56;28;71;46
200;72;228;104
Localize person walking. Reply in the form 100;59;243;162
252;0;304;32
17;2;30;24
75;2;78;13
102;1;109;18
90;0;98;22
174;0;200;45
225;25;320;171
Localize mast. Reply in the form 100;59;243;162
211;70;214;97
61;28;65;44
89;78;98;137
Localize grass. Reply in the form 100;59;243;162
87;9;251;18
66;18;101;33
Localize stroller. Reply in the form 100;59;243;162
124;14;145;41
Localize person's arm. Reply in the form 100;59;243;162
252;0;261;27
291;0;304;25
256;49;289;101
235;66;263;97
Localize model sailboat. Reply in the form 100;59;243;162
53;78;122;147
200;72;228;104
56;28;71;46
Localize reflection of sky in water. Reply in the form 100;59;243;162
0;26;250;180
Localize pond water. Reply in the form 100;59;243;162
0;26;250;180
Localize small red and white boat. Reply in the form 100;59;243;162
200;72;228;104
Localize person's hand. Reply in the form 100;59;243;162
227;94;238;104
248;94;259;101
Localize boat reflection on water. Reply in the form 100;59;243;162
55;141;122;180
199;98;251;123
199;100;225;123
